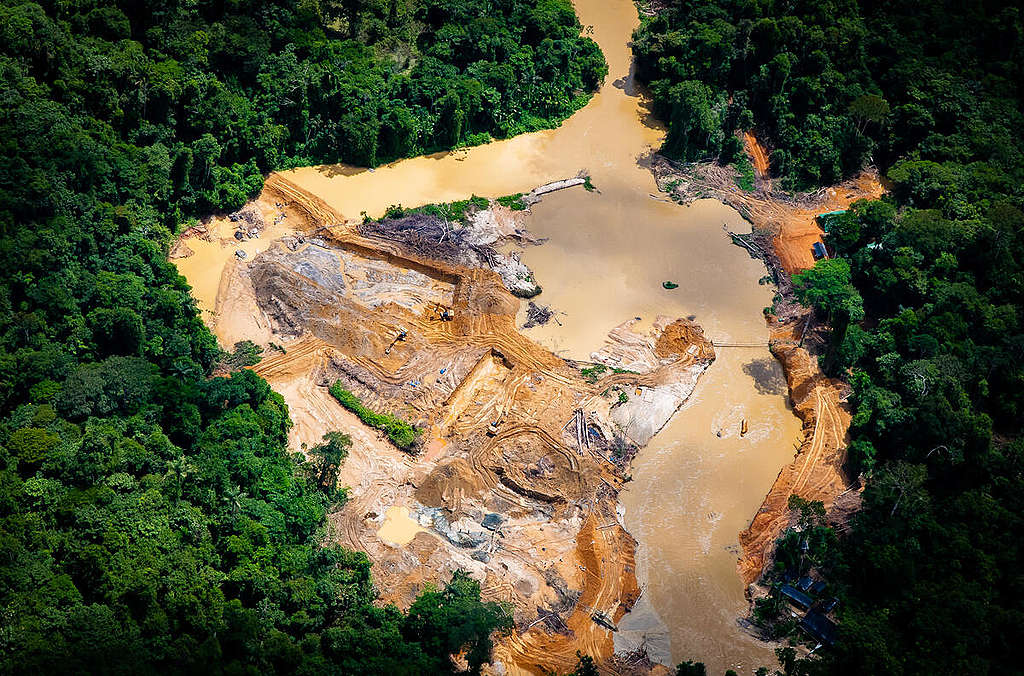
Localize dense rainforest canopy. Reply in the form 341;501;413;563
0;0;605;672
636;0;1024;674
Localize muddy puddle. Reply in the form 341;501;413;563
178;0;804;671
378;506;427;546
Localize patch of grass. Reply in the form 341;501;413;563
380;195;490;224
496;193;528;210
580;363;608;383
617;390;628;405
329;382;421;451
734;156;756;191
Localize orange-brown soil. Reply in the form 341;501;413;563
736;316;859;585
652;158;885;274
743;132;770;181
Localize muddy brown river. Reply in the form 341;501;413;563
272;0;802;671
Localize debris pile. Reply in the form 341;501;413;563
523;301;554;328
229;204;266;240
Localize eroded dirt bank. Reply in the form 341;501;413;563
737;318;860;585
648;156;876;585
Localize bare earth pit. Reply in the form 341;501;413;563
171;0;867;671
179;178;717;675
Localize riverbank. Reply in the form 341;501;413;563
646;154;877;586
173;0;816;670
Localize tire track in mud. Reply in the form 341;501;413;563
737;338;856;585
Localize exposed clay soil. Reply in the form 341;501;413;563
198;175;716;674
737;315;860;585
743;132;771;182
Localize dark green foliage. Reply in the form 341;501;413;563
676;661;707;676
734;156;755;191
659;80;727;161
496;193;528;211
380;194;494;224
792;258;864;368
753;498;835;641
307;431;351;503
329;382;421;450
774;497;835;577
1;362;512;672
219;340;264;371
0;0;595;671
633;0;1024;193
569;651;600;676
403;571;513;673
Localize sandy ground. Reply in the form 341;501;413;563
178;177;717;674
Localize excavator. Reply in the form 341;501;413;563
384;326;408;355
433;302;454;321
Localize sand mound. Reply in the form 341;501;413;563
654;318;715;359
416;458;487;510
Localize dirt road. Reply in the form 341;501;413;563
743;132;770;180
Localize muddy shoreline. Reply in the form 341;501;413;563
172;0;859;667
170;136;872;676
648;154;873;588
